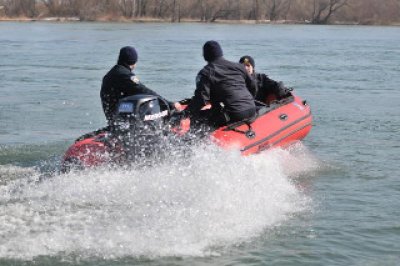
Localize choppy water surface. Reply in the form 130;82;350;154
0;22;399;265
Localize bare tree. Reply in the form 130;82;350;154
153;0;167;18
253;0;260;21
172;0;181;22
40;0;61;15
199;0;207;21
74;0;110;20
119;0;135;17
207;0;240;22
263;0;293;21
311;0;348;24
134;0;148;17
22;0;37;17
282;0;293;20
2;0;37;17
244;0;260;20
1;0;399;25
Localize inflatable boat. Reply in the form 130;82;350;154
61;92;312;171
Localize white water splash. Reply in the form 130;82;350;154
0;143;319;260
0;164;38;185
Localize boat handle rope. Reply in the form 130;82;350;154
229;122;256;139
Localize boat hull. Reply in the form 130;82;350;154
61;95;312;170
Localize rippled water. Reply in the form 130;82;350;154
0;22;399;265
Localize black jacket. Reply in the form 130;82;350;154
100;64;170;121
187;57;256;122
252;73;290;102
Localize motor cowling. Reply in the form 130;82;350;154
110;94;172;164
112;94;170;128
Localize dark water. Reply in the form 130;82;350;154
0;22;399;265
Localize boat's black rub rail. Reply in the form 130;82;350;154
240;112;312;153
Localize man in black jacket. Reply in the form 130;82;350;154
100;46;180;123
186;41;256;127
239;55;291;103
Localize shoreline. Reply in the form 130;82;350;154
1;16;399;26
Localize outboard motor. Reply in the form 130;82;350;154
111;94;171;165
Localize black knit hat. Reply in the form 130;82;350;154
239;55;255;68
118;46;138;65
203;41;223;62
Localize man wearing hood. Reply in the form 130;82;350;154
100;46;179;123
186;41;256;127
239;55;291;103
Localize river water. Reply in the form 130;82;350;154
0;22;399;265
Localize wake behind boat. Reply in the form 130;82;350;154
61;92;312;172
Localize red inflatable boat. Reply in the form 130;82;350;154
61;93;312;171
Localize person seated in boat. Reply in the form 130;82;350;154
239;55;292;104
100;46;181;124
185;41;256;128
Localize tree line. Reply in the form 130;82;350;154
1;0;399;25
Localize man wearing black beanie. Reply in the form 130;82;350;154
100;46;180;123
186;41;256;128
239;55;291;103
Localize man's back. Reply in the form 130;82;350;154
197;57;255;116
100;64;132;121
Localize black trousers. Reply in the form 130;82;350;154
191;107;256;130
228;108;256;123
